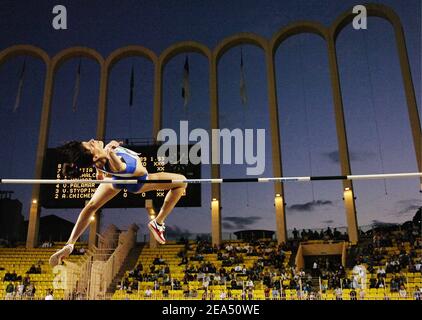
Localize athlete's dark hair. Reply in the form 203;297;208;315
57;141;93;178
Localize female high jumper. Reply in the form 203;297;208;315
48;139;187;267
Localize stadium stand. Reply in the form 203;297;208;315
0;242;88;300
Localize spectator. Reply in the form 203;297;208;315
16;282;25;299
3;271;12;282
227;289;232;300
292;228;299;240
25;283;36;299
45;289;54;300
144;286;153;298
263;287;270;300
247;288;254;300
334;287;342;300
369;275;377;288
153;255;166;265
41;241;51;248
220;290;227;300
312;260;319;277
10;270;17;282
390;276;399;292
414;286;421;300
27;264;37;274
271;287;279;300
5;282;14;300
399;285;407;299
375;277;385;289
246;279;254;290
23;275;30;287
208;289;214;300
415;260;421;272
178;256;188;266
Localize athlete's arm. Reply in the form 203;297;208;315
107;149;127;172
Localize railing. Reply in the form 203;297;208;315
57;228;126;300
88;225;138;299
58;249;94;300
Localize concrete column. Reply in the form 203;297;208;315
344;189;358;245
88;210;101;250
326;38;359;244
152;62;163;140
274;195;287;244
265;45;287;243
27;61;55;248
211;199;221;246
392;20;422;184
209;57;222;245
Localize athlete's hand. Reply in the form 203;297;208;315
96;169;104;180
105;140;123;151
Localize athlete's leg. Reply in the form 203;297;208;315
137;172;187;244
138;172;187;224
49;181;121;267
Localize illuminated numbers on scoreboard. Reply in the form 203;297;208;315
156;189;165;197
155;156;165;171
55;164;61;199
53;166;97;200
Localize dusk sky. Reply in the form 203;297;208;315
0;0;420;241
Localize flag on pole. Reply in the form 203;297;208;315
240;48;247;106
182;56;190;108
72;60;81;112
13;58;26;112
129;65;134;106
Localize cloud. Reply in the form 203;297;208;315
222;216;261;230
398;205;421;215
323;150;375;163
321;220;334;224
371;220;399;227
222;222;235;230
164;225;191;238
288;200;333;212
395;199;422;216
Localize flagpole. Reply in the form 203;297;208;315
182;55;190;110
13;58;26;112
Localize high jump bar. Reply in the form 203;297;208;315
0;172;421;184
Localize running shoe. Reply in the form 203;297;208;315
49;244;74;267
148;219;166;244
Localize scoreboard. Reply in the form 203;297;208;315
40;145;201;208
